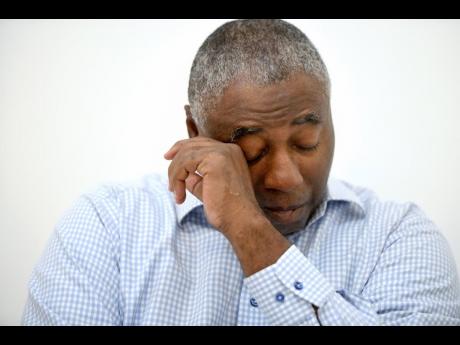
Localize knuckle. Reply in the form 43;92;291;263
229;143;242;153
227;143;244;159
173;139;185;147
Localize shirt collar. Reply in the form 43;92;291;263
175;177;366;225
325;177;366;214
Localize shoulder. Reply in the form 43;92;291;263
333;177;458;271
56;173;174;241
330;178;455;262
84;172;171;205
329;177;435;229
327;177;454;258
79;172;172;217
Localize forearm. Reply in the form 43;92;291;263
224;210;291;277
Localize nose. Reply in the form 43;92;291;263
263;149;304;192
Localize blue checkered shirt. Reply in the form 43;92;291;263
22;173;460;325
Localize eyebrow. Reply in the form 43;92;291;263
230;127;262;142
229;113;321;142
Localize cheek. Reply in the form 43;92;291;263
315;154;334;205
248;166;262;188
299;136;334;185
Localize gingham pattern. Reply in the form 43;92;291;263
22;173;460;325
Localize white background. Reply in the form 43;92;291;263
1;19;459;325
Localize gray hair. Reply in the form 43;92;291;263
187;19;331;130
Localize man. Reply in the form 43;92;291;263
22;19;460;325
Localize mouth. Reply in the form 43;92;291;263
262;202;308;224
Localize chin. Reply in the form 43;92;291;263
261;204;312;236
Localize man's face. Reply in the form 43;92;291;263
188;72;334;235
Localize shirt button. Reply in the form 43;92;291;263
275;292;285;302
294;281;304;290
250;298;258;307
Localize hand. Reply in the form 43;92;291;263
164;137;264;235
164;136;291;276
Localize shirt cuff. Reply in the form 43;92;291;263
244;244;335;325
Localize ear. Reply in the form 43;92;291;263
184;105;199;138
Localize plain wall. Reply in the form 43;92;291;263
1;19;459;325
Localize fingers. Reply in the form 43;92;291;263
169;159;199;204
164;139;187;160
167;144;211;204
174;176;187;204
174;170;204;204
164;137;216;160
185;173;203;199
165;137;224;204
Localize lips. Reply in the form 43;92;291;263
262;202;307;224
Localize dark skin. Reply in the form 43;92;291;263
164;71;334;277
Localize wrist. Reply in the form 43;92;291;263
220;204;266;238
223;209;291;277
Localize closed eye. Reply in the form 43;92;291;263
295;142;319;152
246;147;269;165
246;143;319;165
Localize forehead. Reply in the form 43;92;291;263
206;72;328;137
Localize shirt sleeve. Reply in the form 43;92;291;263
21;191;122;325
244;205;460;326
